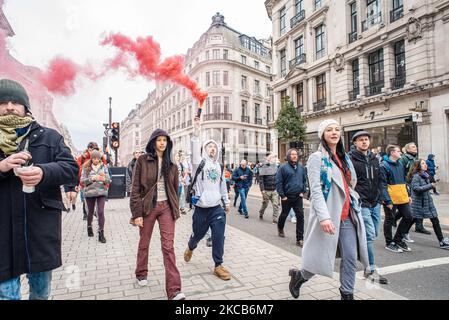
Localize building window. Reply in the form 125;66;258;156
266;133;271;151
206;98;211;114
205;51;210;60
213;97;221;114
255;104;261;123
213;70;221;86
369;48;384;84
280;89;288;106
266;84;270;97
294;36;304;63
223;128;230;143
206;72;210;87
364;0;382;31
254;61;260;69
254;80;260;95
223;49;229;60
316;74;326;102
242;100;248;116
224;97;230;114
315;24;325;59
295;0;304;14
349;2;358;43
223;71;229;86
350;59;360;100
266;65;271;74
391;0;404;22
241;55;247;65
241;75;247;90
213;49;220;60
279;7;286;35
267;106;272;122
315;0;322;10
392;39;406;89
296;82;304;111
280;49;287;77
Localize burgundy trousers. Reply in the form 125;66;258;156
135;201;181;299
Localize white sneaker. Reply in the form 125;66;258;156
403;234;414;243
171;291;186;300
291;217;297;224
137;278;148;286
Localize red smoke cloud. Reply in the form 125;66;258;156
101;33;208;105
39;57;80;96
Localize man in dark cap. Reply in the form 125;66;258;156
0;79;79;300
349;131;388;284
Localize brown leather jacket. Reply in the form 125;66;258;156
129;154;179;220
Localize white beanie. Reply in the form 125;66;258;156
318;119;340;139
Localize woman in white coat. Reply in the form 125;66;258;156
288;119;369;300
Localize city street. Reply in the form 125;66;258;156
18;197;403;301
227;189;449;300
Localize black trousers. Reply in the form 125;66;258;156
383;204;413;245
278;197;304;241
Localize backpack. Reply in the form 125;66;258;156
186;159;224;208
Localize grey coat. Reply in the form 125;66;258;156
303;151;369;278
410;173;437;219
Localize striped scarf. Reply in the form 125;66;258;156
0;114;34;155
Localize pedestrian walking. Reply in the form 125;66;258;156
275;149;308;247
0;79;79;300
407;159;449;249
232;160;253;218
288;119;369;300
426;154;439;195
126;150;142;197
129;129;185;300
399;142;431;235
81;150;111;243
349;131;388;284
380;145;414;253
63;182;78;213
258;154;280;224
184;117;231;281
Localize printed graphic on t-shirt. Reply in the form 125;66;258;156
206;167;220;183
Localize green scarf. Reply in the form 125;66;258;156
0;114;34;155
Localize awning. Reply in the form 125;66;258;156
343;118;407;132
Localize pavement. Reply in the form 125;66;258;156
19;197;406;301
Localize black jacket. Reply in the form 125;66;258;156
258;162;277;192
275;162;307;199
349;150;381;207
0;122;79;283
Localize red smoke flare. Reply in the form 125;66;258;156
101;33;208;105
39;57;80;96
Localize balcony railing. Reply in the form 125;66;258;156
390;6;403;23
391;75;406;90
204;113;233;121
289;53;307;69
181;122;186;129
241;116;250;123
362;12;382;31
290;10;306;28
349;87;360;101
313;100;326;112
348;31;358;44
255;118;262;125
296;106;304;114
187;120;192;127
365;81;384;96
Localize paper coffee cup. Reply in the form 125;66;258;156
14;165;35;193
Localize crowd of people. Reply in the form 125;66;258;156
1;78;448;301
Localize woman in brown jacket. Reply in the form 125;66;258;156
130;129;184;300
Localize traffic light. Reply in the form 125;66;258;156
111;122;120;149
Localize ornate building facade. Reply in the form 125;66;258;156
265;0;449;190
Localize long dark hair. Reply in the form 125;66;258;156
147;136;172;181
321;137;350;182
407;159;425;183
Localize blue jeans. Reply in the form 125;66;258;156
361;204;381;271
237;187;249;215
188;205;226;267
0;271;52;300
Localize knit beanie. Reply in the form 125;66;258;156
0;79;31;111
318;119;340;139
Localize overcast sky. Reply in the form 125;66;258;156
3;0;272;151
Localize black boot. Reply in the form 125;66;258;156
415;219;431;235
288;268;307;299
98;230;106;243
340;289;354;300
87;226;94;237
